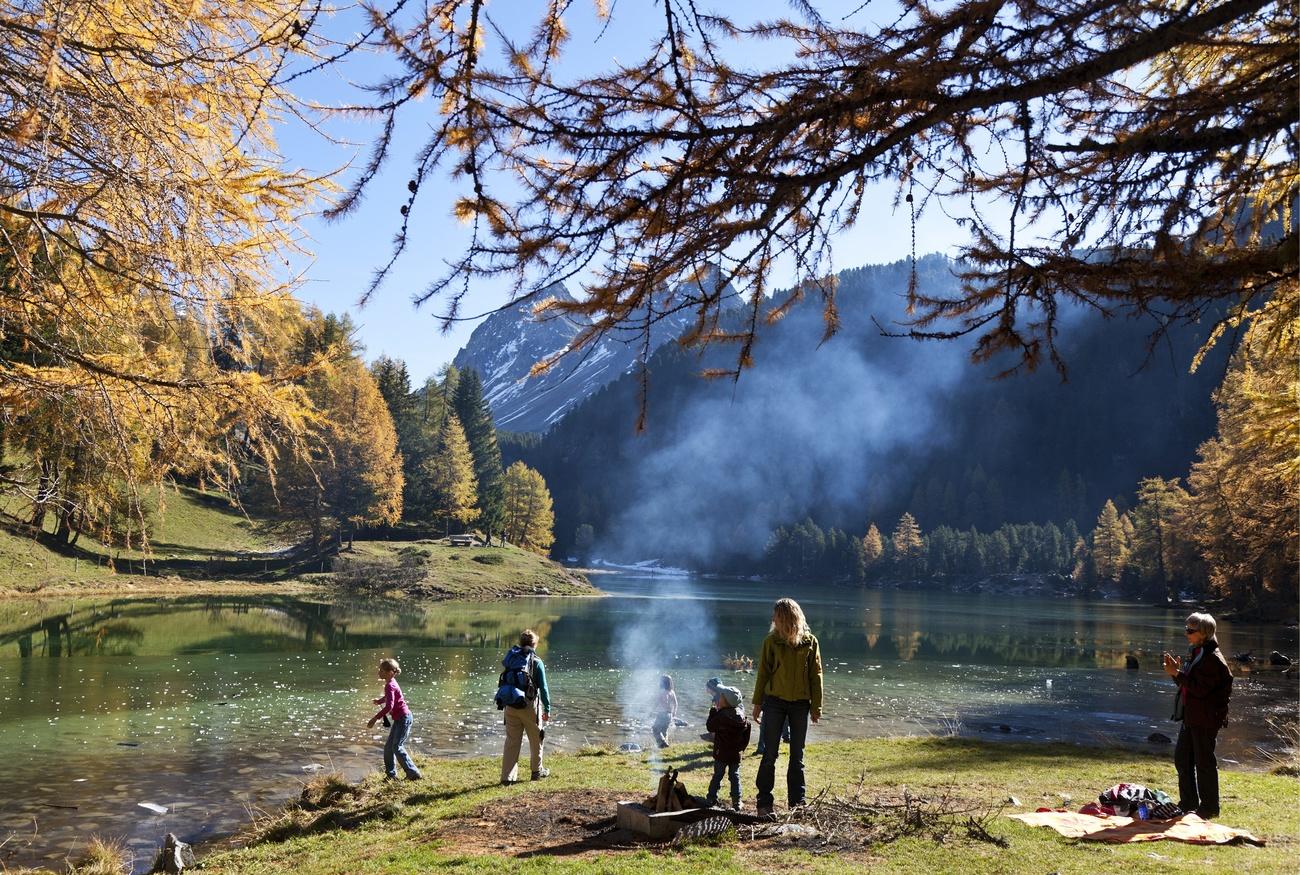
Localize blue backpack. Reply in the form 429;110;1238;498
495;646;538;710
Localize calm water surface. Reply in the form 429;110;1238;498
0;578;1295;871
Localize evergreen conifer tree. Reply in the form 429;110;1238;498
370;356;413;419
1131;477;1195;602
574;524;596;565
453;368;505;543
962;526;984;576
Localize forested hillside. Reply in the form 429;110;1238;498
503;255;1228;574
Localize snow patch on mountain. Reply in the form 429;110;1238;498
453;275;728;432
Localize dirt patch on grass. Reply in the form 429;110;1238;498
437;784;1006;867
435;788;881;866
438;789;672;858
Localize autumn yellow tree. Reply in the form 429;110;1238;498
862;523;884;568
1187;303;1298;610
891;512;925;579
1091;500;1129;585
270;314;403;551
501;461;555;555
422;411;479;536
0;1;327;544
315;359;404;547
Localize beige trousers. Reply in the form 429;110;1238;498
501;703;544;781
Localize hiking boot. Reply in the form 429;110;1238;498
501;777;518;786
731;799;742;811
531;768;550;780
1196;808;1219;819
756;805;774;818
704;797;719;808
405;772;422;781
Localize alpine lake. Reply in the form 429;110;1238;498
1;576;1296;872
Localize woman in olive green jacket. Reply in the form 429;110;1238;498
752;598;823;816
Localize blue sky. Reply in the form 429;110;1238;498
278;2;986;383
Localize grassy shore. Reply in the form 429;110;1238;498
334;540;595;600
0;486;596;601
172;737;1299;875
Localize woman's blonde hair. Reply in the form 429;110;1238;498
379;657;401;674
770;598;810;646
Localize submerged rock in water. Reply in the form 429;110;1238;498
618;742;643;753
150;832;196;874
1270;651;1292;666
1147;732;1173;744
137;802;168;815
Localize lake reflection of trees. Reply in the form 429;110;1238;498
804;594;1167;669
0;597;564;659
836;623;1151;669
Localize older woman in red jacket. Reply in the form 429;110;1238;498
1162;612;1232;818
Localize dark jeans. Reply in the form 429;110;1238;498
385;712;420;779
1175;723;1218;814
755;696;810;810
707;760;741;804
754;703;791;756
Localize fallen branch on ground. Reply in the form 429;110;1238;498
676;773;1008;852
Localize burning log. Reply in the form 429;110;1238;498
652;769;694;813
654;770;674;812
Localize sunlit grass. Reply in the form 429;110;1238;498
202;736;1300;874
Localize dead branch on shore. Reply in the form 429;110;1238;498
678;772;1008;852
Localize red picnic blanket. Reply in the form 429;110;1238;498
1007;811;1265;846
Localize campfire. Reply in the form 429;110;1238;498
650;769;693;813
615;769;767;840
614;769;706;839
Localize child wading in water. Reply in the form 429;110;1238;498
368;657;421;781
705;684;750;810
651;674;678;749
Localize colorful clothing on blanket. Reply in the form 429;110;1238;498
1098;782;1181;818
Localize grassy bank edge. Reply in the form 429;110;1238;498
0;541;600;602
195;737;1299;875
